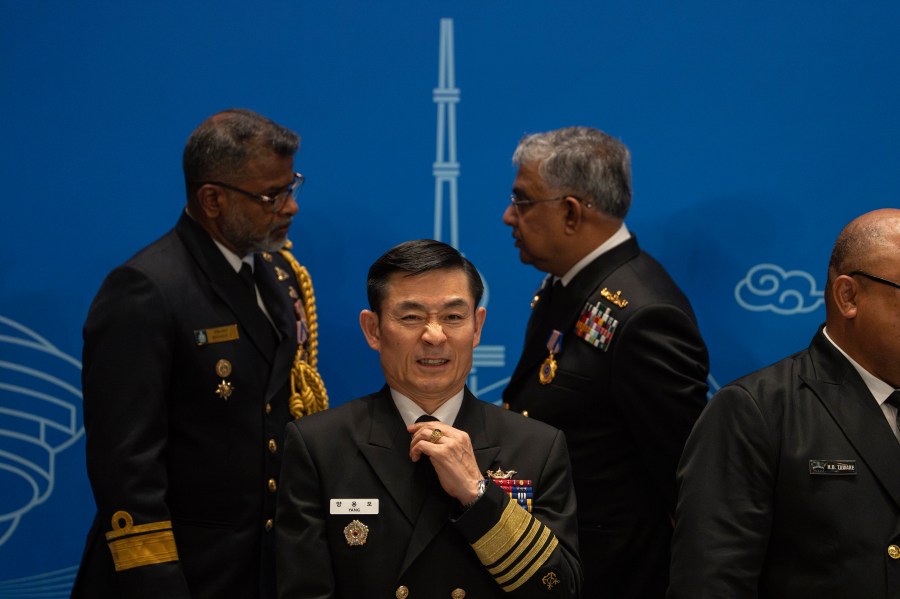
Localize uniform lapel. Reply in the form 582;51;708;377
505;236;641;395
175;213;277;362
357;388;422;525
802;330;900;510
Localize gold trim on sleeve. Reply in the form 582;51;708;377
104;511;179;571
469;500;559;591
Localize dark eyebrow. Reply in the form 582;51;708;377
394;298;470;311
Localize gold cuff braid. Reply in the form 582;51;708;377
279;242;329;419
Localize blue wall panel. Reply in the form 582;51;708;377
2;1;899;593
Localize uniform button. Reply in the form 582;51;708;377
522;410;529;418
268;478;277;493
502;402;509;410
268;438;277;453
451;589;466;598
265;519;273;532
395;586;409;599
265;402;272;414
889;545;900;559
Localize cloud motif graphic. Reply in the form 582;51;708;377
0;315;83;547
735;263;824;315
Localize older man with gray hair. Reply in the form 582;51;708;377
501;126;709;598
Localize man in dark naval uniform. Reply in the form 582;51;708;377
277;239;582;598
72;109;328;599
669;208;900;599
501;126;709;598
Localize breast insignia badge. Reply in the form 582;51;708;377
487;467;534;512
343;519;369;546
215;380;234;400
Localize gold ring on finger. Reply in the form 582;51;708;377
429;429;443;443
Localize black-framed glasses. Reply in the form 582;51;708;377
195;172;304;213
848;270;900;291
509;192;592;212
509;192;567;212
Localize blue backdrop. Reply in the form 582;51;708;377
3;1;899;594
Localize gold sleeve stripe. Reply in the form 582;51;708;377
503;535;558;592
470;500;559;591
489;519;541;576
108;530;179;571
104;511;179;571
494;524;552;586
471;500;530;563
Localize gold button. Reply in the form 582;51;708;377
889;545;900;559
264;519;273;532
522;410;529;418
395;586;409;599
502;402;509;410
268;438;277;453
265;402;272;414
268;478;277;493
451;589;466;599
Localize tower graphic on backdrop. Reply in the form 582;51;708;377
432;18;508;399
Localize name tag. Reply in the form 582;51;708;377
809;460;857;475
194;324;240;345
330;499;379;514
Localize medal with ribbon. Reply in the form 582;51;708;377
539;329;563;385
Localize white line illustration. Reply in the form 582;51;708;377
735;263;824;315
0;315;84;548
432;18;508;399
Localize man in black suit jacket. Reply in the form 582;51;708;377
669;208;900;598
277;239;582;597
72;109;328;599
501;126;709;598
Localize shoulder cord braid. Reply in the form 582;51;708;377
278;243;329;419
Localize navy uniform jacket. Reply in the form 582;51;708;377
276;387;582;598
72;212;307;599
669;328;900;599
502;235;709;598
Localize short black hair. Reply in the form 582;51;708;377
366;239;484;313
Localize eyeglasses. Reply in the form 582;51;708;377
195;172;304;213
848;270;900;291
509;192;592;212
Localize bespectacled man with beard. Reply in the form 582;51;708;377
72;109;328;599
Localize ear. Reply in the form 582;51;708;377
359;309;382;350
196;185;223;218
832;275;859;319
472;306;487;349
563;196;583;234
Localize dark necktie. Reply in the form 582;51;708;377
414;415;441;492
239;262;257;304
886;391;900;442
238;262;279;355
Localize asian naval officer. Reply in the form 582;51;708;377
276;239;582;597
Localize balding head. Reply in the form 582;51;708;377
825;208;900;387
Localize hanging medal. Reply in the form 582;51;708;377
539;329;563;385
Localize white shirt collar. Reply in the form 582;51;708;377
390;387;464;427
559;223;631;287
823;326;895;405
212;238;254;274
